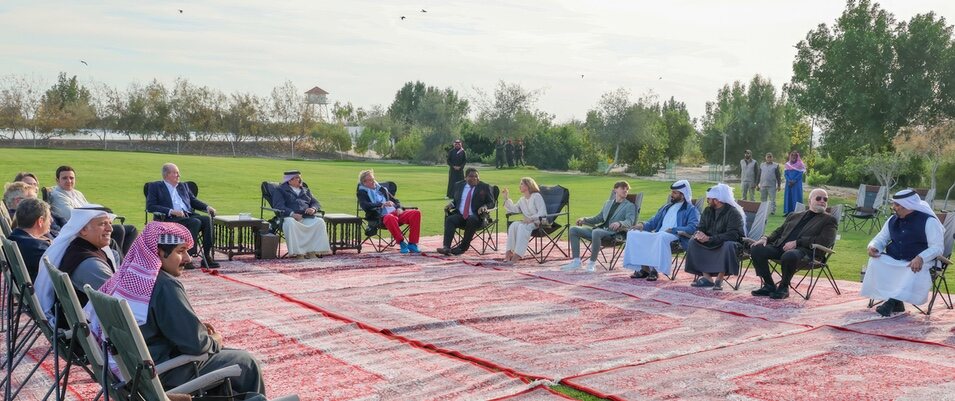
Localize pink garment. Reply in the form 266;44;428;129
785;151;806;172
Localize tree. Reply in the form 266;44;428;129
894;120;955;193
33;73;94;143
472;81;543;141
890;12;955;128
0;75;42;140
223;93;263;156
142;80;172;142
269;80;313;158
385;81;469;162
865;151;909;191
310;122;352;155
660;97;696;162
90;82;124;150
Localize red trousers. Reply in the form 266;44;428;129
382;209;421;244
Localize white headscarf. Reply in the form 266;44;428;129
705;183;747;235
671;180;692;204
35;205;116;325
282;170;301;184
891;189;936;218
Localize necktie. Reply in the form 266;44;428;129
463;187;473;219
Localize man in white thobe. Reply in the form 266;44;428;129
623;180;700;280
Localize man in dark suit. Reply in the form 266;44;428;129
749;188;838;299
8;198;52;281
437;167;495;256
145;163;219;268
446;139;467;198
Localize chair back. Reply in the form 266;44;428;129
538;185;570;225
41;186;53;203
355;181;398;218
43;257;114;385
630;192;644;218
85;287;170;401
185;181;199;197
1;237;56;341
857;184;886;210
0;209;11;237
260;181;279;219
914;188;937;204
937;212;955;258
738;200;769;240
693;198;704;214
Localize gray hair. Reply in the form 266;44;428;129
161;163;177;177
15;198;49;229
3;181;36;210
358;169;374;184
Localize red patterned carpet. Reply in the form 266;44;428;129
7;235;955;400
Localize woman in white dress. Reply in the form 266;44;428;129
503;177;547;263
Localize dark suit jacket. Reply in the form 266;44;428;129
272;182;320;218
8;228;51;281
146;181;209;216
357;185;401;221
765;210;838;258
449;181;495;216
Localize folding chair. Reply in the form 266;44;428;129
843;184;887;234
356;181;415;253
781;204;844;300
913;187;937;204
509;185;570;263
666;198;705;281
731;200;770;290
450;185;500;255
0;208;11;237
1;237;80;401
579;192;643;271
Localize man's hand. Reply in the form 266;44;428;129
909;256;924;273
203;322;217;334
576;218;584;226
384;201;395;208
170;210;186;218
752;237;767;248
867;246;881;258
478;206;488;214
292;213;303;222
305;207;316;216
693;232;710;243
782;240;797;252
206;206;216;216
608;222;621;231
630;222;645;232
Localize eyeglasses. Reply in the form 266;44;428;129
815;196;828;202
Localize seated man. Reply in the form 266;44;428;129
623;180;700;281
749;188;838;299
86;222;266;398
271;170;331;258
146;163;219;268
8;198;53;281
13;171;39;188
4;181;37;223
562;181;637;272
684;183;745;290
49;165;138;255
357;169;422;254
860;189;944;316
437;167;495;256
35;206;119;327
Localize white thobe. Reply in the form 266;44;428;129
859;216;944;305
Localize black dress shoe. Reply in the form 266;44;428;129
646;270;659;281
892;299;906;312
436;247;450;255
751;285;777;297
875;301;893;317
769;289;789;299
201;258;220;269
449;247;466;256
630;270;650;279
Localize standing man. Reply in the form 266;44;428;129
447;139;467;199
145;163;219;268
49;165;138;255
437;168;495;256
505;140;515;168
860;189;944;316
562;181;637;273
495;138;506;169
739;150;757;201
515;139;525;166
749;188;838;299
756;153;782;215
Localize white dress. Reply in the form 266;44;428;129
504;192;547;256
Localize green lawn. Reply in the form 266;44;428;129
4;147;942;401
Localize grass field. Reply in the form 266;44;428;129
1;148;883;282
3;147;944;401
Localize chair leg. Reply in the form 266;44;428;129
668;252;685;281
731;259;752;291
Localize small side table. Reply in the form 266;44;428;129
324;213;363;254
213;215;268;260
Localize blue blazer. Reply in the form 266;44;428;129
643;201;700;249
146;181;209;216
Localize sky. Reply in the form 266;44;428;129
2;0;954;122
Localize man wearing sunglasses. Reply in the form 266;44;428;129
749;188;838;299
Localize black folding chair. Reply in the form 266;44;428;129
730;200;770;290
579;192;643;271
357;182;415;253
508;185;570;264
450;185;500;255
143;181;209;266
260;181;324;258
843;184;887;234
777;204;843;300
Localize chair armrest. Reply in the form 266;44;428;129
505;212;522;218
403;206;419;210
316;209;325;217
938;255;951;266
155;354;209;375
167;364;242;395
811;243;835;254
113;215;126;224
677;231;692;238
261;207;282;213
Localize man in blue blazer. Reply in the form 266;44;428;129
146;163;219;268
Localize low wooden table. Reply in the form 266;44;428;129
324;213;363;254
213;215;268;260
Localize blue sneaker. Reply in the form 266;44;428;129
407;243;420;253
399;241;410;254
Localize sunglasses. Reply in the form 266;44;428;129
815;196;828;202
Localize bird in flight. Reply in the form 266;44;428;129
400;16;406;20
421;9;427;13
178;9;183;13
580;74;584;78
80;60;88;66
658;77;662;80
